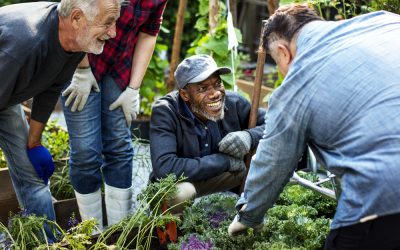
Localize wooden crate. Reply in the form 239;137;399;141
0;168;82;229
0;168;20;225
237;79;273;108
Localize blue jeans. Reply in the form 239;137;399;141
0;105;55;220
61;75;134;194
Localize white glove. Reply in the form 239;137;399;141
109;87;140;126
62;67;100;112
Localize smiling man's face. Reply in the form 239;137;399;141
76;0;120;54
180;73;226;122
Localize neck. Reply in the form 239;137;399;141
289;33;299;58
58;16;79;52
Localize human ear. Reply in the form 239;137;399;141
179;89;190;102
277;43;292;65
70;9;85;29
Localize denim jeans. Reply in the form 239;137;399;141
0;105;55;220
61;75;134;194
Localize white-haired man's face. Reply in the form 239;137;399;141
76;0;120;54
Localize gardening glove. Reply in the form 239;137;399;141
27;145;55;185
109;87;140;126
62;67;100;112
219;131;252;159
228;156;246;172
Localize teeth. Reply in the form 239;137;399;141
207;101;220;107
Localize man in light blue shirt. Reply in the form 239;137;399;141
228;4;400;249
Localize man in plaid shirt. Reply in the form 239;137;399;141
61;0;168;230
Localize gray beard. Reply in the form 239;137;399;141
190;100;225;122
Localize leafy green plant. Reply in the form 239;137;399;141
140;42;169;117
371;0;400;14
169;172;334;249
187;0;243;89
50;163;74;201
97;174;181;249
0;210;60;250
309;0;373;20
42;120;70;160
0;150;7;168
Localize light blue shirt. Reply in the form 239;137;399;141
238;11;400;229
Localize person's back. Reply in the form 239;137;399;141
228;5;400;248
0;2;84;120
270;11;400;229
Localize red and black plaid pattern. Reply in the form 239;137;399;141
88;0;168;90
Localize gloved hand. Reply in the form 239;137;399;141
228;156;246;172
219;131;252;158
109;87;140;126
62;67;100;112
27;145;55;185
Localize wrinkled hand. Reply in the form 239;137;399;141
109;87;140;126
62;67;100;112
219;131;251;158
228;214;264;237
228;215;249;237
228;156;246;172
27;145;55;185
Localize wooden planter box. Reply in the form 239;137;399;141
0;168;20;225
131;118;150;141
0;168;83;229
237;78;274;108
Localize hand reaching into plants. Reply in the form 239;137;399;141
27;145;55;185
219;131;251;159
228;215;248;236
228;214;263;237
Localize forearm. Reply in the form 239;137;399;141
152;153;230;182
129;32;157;89
77;55;90;69
27;119;46;148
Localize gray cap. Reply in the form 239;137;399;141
174;54;231;89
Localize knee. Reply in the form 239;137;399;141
174;182;197;204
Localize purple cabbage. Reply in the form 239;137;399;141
208;210;229;229
181;234;213;250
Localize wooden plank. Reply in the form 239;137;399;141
0;168;19;225
237;78;273;108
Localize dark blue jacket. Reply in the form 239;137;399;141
150;90;266;182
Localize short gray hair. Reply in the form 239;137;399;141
58;0;101;21
262;3;322;53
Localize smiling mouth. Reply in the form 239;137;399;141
207;100;222;109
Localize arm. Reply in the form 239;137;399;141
236;97;308;227
128;32;157;89
150;101;230;182
236;94;267;149
27;119;46;148
218;94;267;158
108;32;157;125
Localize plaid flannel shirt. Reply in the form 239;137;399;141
88;0;167;90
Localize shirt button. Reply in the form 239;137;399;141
205;144;208;147
205;127;208;130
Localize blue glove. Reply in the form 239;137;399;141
27;145;55;185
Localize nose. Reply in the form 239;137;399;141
208;88;221;100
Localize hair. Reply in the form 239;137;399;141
262;3;322;53
58;0;126;21
58;0;99;21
